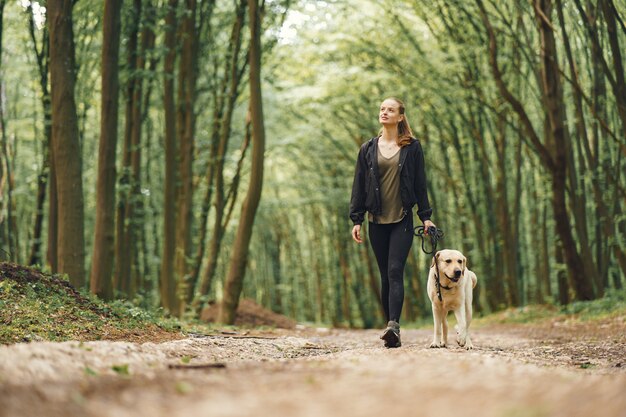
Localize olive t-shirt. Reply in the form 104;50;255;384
368;147;405;224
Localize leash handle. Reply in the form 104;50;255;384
413;225;444;255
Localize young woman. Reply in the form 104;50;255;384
349;97;435;348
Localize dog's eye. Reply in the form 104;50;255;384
458;260;463;264
445;259;451;264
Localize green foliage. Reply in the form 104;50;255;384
83;366;99;376
175;381;194;395
111;364;130;376
560;289;626;319
475;289;626;325
0;263;180;344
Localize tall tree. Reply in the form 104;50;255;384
174;0;199;316
91;0;123;299
160;0;179;311
475;0;596;300
26;4;51;267
0;0;13;262
191;0;247;313
116;0;143;296
48;0;85;287
533;0;595;300
220;0;266;324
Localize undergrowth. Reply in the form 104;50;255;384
474;288;626;326
0;262;184;345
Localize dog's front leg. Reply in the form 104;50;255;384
453;307;467;348
430;303;444;348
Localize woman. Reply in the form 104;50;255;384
349;97;435;348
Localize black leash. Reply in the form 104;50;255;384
433;260;453;302
413;226;444;255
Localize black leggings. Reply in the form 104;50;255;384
368;215;414;323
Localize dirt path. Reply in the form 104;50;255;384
1;321;625;417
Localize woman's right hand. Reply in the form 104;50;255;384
351;225;363;243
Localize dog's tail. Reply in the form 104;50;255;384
468;270;477;288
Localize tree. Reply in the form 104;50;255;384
173;0;200;316
91;0;123;299
116;0;148;297
25;3;51;268
160;0;179;311
219;0;266;324
48;0;86;287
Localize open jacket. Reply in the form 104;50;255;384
349;136;432;225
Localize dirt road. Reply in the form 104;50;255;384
1;320;625;417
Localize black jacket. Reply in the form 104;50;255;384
349;136;432;225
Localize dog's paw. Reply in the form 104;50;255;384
464;342;473;350
456;334;467;347
429;341;446;348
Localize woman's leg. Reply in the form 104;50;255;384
368;222;392;321
386;216;414;323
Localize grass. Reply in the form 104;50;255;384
0;262;184;345
402;288;626;330
473;288;626;326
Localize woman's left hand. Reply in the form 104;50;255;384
423;220;436;234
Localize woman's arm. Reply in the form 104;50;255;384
414;142;433;222
349;146;368;226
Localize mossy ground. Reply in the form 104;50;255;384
473;289;626;326
0;262;183;344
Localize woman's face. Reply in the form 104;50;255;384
378;99;403;126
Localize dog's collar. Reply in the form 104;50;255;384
439;279;453;290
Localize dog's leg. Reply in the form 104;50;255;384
430;303;443;348
441;312;449;347
454;306;467;348
464;287;474;350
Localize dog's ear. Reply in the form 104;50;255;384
463;256;467;273
431;251;441;268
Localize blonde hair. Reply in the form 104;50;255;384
379;97;414;147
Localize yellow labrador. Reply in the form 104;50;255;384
427;249;477;349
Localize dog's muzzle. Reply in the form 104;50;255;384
448;270;462;282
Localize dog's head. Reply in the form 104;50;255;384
431;249;466;283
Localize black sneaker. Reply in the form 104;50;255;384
380;320;401;348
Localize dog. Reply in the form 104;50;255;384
427;249;477;349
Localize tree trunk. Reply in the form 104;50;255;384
160;0;179;312
0;0;14;262
127;0;151;297
47;142;58;272
48;0;85;288
219;0;265;324
534;0;595;300
91;0;122;299
600;0;626;136
115;0;142;296
556;0;607;294
191;0;246;311
174;0;199;316
27;6;51;267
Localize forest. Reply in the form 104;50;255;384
0;0;624;327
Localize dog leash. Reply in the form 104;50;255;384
433;260;452;302
413;225;447;301
413;226;444;255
